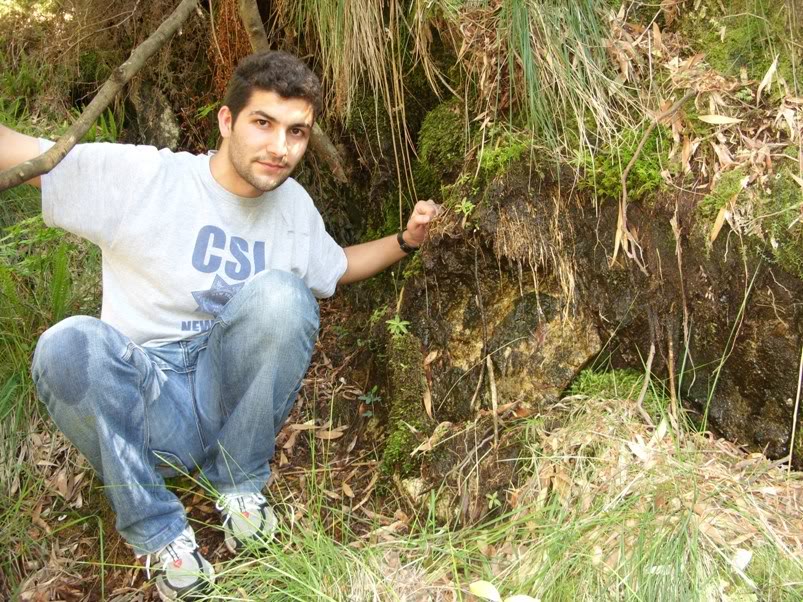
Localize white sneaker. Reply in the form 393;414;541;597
144;526;215;600
215;492;277;553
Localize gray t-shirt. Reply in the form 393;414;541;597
39;140;347;346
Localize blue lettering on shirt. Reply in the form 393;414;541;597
226;236;251;280
192;225;226;273
181;319;213;332
191;225;267;280
184;226;270;331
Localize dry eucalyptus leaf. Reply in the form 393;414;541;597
699;114;743;125
469;580;502;602
756;56;778;105
315;429;345;440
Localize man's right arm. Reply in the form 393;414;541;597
0;123;43;188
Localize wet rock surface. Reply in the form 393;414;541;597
575;189;803;464
392;161;803;473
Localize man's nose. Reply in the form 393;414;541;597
266;130;287;160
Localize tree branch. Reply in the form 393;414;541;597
238;0;269;52
0;0;200;192
612;89;696;265
237;0;347;183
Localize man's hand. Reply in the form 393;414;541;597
403;199;442;248
339;199;442;285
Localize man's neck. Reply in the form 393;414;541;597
209;150;261;198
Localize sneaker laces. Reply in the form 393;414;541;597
215;492;267;527
143;526;199;580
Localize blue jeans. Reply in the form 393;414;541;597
31;270;319;555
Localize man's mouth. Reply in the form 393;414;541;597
256;159;286;172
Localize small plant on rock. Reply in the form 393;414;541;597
386;314;411;338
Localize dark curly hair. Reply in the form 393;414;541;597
223;51;322;123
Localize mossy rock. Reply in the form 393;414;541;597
379;332;434;478
478;127;533;182
577;125;670;203
417;99;467;181
570;368;670;422
760;170;803;279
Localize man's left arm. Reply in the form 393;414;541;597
339;200;440;285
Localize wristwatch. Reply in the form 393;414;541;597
397;231;419;254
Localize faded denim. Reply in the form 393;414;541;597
31;270;319;555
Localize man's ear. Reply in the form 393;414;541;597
218;106;233;139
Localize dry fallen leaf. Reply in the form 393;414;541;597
699;114;743;125
423;350;440;366
469;580;502;602
316;429;346;440
423;387;433;419
710;205;730;242
756;56;778;105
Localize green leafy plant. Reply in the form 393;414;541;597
358;385;382;417
456;197;476;217
385;314;411;338
80;108;124;143
486;491;501;511
196;102;219;119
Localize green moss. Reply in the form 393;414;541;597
402;252;423;280
697;168;748;221
760;171;803;278
412;159;442;202
360;192;402;243
478;128;532;180
417;99;466;180
745;544;803;600
569;368;670;421
679;0;799;82
379;333;433;478
577;126;669;203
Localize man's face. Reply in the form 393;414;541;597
218;90;314;196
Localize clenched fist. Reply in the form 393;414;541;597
403;199;442;248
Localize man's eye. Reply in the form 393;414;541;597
256;119;269;127
291;128;304;137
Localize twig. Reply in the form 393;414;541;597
472;245;489;417
613;89;696;264
0;0;200;192
670;208;693;382
666;316;679;431
486;355;499;446
636;342;656;427
468;361;485;414
788;344;803;471
237;0;347;183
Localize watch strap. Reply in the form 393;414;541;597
397;231;419;254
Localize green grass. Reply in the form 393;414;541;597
191;394;803;601
0;92;103;593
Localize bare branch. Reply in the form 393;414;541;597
237;0;347;183
238;0;270;52
0;0;200;192
307;125;348;183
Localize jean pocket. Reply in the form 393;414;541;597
151;449;189;478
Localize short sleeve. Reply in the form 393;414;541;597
39;139;168;249
306;209;347;298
